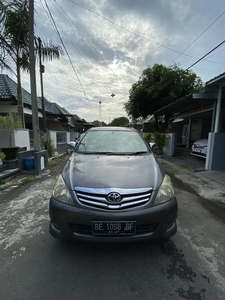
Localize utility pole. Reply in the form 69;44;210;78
38;37;47;149
99;101;102;126
29;0;41;150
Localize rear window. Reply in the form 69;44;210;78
76;130;149;154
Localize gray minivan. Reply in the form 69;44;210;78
49;127;177;242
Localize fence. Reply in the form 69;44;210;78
56;131;67;154
24;130;76;155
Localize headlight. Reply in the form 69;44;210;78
52;174;74;206
153;175;174;206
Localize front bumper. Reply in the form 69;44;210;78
191;151;207;158
49;197;178;242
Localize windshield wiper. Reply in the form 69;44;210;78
95;152;116;155
77;151;116;155
129;151;148;155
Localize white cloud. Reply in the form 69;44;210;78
12;0;225;122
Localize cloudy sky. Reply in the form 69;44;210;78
6;0;225;122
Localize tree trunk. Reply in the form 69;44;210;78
16;62;25;128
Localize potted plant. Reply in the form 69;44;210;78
0;152;6;165
0;113;22;160
152;132;166;155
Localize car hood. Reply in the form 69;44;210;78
193;139;208;146
62;153;164;191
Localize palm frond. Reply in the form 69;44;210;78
0;53;15;74
0;32;17;60
20;52;30;72
37;39;64;62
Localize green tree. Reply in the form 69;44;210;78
124;64;204;121
109;117;129;127
0;0;63;128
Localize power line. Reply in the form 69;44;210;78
40;0;111;121
56;23;114;94
39;0;110;97
186;40;225;70
158;40;225;92
55;0;130;89
42;0;98;118
170;10;225;65
67;0;225;65
40;1;111;119
206;47;225;59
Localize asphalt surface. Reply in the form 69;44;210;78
0;154;225;300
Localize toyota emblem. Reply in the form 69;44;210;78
107;192;122;203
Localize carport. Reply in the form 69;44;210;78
154;72;225;171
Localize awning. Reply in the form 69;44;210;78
154;93;218;116
172;118;184;123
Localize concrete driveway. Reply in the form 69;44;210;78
0;155;225;300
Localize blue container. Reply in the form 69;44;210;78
24;156;35;172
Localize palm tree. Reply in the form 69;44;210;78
0;0;63;128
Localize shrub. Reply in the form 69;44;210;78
40;136;55;158
143;133;152;143
0;152;6;160
152;132;166;148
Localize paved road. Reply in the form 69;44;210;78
0;156;225;300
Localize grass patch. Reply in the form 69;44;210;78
48;160;58;169
0;185;11;191
0;179;6;185
21;176;37;185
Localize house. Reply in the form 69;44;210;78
127;115;155;133
153;72;225;171
0;74;86;151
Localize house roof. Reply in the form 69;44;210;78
40;98;72;116
0;74;32;105
0;74;73;117
73;114;83;122
206;72;225;86
143;115;154;123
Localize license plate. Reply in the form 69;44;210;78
92;221;136;236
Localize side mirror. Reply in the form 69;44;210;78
67;141;76;148
149;142;156;149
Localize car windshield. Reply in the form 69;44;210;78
76;130;149;154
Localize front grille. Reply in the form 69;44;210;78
69;223;158;236
75;187;152;210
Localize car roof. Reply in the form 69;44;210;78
88;126;137;132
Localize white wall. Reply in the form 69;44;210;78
0;128;10;147
24;107;42;117
66;132;70;142
0;105;42;117
0;105;17;113
164;133;176;156
13;129;30;150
